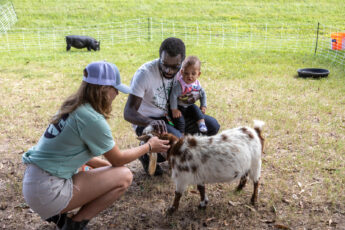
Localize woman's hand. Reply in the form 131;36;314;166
171;109;181;118
147;136;170;153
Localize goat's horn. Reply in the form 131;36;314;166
148;152;157;176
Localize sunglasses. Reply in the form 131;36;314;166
159;59;182;72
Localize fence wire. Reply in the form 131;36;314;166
0;17;344;68
0;1;17;33
316;23;345;67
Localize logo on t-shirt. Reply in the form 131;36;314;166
152;85;169;110
44;114;69;139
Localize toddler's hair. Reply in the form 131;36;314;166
182;56;201;70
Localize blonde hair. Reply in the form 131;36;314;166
51;82;113;124
182;56;201;70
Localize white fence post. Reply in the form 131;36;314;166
265;23;267;52
125;23;127;43
280;25;283;50
294;26;298;53
184;24;187;42
222;24;224;48
173;22;175;37
111;25;114;45
197;24;199;45
250;24;252;49
209;25;211;45
138;19;141;43
149;17;152;41
53;29;56;50
38;31;41;51
235;24;238;48
22;30;26;51
6;32;10;51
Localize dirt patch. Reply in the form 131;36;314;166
0;155;344;230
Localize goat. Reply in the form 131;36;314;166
138;120;265;214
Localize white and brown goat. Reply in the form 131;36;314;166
139;120;265;214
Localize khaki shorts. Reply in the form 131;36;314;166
22;164;73;220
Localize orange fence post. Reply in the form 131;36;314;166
331;33;345;50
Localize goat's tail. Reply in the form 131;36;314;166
253;120;265;154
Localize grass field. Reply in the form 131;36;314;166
0;0;344;229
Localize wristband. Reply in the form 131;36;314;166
147;143;152;153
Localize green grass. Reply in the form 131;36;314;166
0;0;345;229
9;0;345;28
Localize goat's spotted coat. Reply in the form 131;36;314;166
140;120;265;214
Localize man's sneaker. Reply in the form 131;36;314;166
199;123;208;133
139;154;163;176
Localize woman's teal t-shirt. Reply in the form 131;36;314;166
22;103;115;179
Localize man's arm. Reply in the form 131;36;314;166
124;94;152;127
124;94;168;133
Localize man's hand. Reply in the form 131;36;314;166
200;106;207;114
149;120;167;134
171;109;182;118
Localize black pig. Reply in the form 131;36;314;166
65;35;100;51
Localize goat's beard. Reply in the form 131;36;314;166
159;152;167;160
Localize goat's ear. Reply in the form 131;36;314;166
137;134;151;142
151;131;160;137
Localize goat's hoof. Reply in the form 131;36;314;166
166;207;176;215
236;187;243;192
235;189;243;194
198;204;207;210
250;200;258;209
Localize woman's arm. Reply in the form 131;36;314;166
85;157;111;168
103;136;170;167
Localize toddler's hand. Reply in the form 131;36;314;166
200;106;206;114
172;109;181;118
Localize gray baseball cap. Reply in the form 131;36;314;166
83;61;131;94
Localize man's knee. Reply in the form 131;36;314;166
167;125;182;138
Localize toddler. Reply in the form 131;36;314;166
170;56;207;134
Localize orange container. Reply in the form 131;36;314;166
331;33;345;50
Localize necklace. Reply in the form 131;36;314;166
158;65;174;126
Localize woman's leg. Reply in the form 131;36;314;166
61;166;133;221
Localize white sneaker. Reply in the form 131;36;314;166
199;123;208;133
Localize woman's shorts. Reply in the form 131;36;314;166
22;164;73;220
